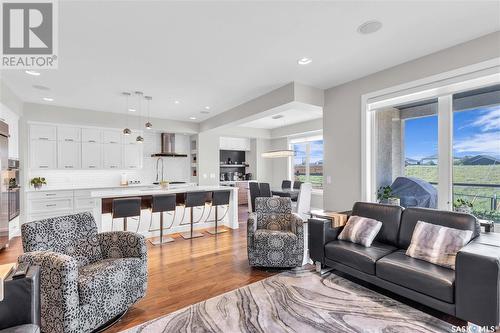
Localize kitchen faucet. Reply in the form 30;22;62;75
155;157;164;183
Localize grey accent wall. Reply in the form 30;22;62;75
323;31;500;211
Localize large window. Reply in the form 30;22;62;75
290;136;323;189
368;80;500;226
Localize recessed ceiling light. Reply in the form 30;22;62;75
297;57;312;65
357;20;382;35
200;110;210;114
128;108;136;112
25;70;40;76
189;116;197;120
174;100;180;104
32;84;50;91
271;114;284;119
204;106;211;110
42;97;54;102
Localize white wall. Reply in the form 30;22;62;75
323;31;500;211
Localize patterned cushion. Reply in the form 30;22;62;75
78;258;144;306
21;212;102;267
254;229;298;250
338;215;382;247
255;197;292;231
406;220;473;270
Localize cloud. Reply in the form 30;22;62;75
470;106;500;132
454;132;500;154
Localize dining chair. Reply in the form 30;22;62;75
259;183;272;197
293;181;303;190
249;182;261;212
281;180;291;190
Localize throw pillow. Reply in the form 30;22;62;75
406;220;473;270
338;215;382;247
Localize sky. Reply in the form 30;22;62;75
293;140;323;165
404;104;500;160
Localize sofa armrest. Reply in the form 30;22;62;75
308;218;343;265
18;251;79;333
98;231;147;260
291;213;304;245
456;233;500;327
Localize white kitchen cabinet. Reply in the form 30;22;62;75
81;128;102;143
57;126;81;142
1;106;19;159
30;139;57;169
102;143;122;169
30;124;57;141
81;142;102;169
102;130;122;144
220;137;251;151
123;143;143;169
58;141;81;169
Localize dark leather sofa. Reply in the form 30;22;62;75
309;202;500;327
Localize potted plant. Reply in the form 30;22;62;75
377;185;400;205
30;177;47;190
454;198;473;214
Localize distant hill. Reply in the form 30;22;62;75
405;154;499;166
462;155;500;165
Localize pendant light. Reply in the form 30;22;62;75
134;91;144;143
144;96;152;129
122;92;132;135
262;114;294;158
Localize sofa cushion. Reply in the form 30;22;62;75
398;207;479;249
406;221;473;269
377;250;455;303
254;229;298;250
351;202;403;247
78;257;143;305
338;215;382;247
325;240;397;275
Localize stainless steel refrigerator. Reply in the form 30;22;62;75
0;121;8;249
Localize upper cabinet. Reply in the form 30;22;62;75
30;124;56;141
57;126;81;142
28;123;143;170
102;130;122;144
220;137;251;151
30;140;57;169
81;128;102;143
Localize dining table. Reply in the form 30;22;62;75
271;188;300;201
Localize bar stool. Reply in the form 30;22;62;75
148;194;177;245
112;197;141;232
206;190;230;235
180;191;209;239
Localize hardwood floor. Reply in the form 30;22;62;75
0;205;277;332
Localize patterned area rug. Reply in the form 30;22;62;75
123;269;452;333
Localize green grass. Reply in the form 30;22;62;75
294;175;323;189
405;165;500;220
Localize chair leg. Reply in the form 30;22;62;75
207;206;227;235
181;207;204;239
123;217;127;231
149;211;175;245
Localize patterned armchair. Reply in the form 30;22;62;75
247;197;304;267
19;212;147;333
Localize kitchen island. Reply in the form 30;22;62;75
90;185;239;236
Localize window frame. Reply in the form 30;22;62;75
289;135;324;191
361;58;500;209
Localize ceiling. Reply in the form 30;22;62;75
241;108;322;129
1;1;499;122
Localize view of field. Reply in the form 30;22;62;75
405;165;500;221
295;175;323;189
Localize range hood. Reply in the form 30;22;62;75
151;133;188;157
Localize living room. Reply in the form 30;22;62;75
0;1;499;333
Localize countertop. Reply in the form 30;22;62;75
25;183;175;192
91;185;238;199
